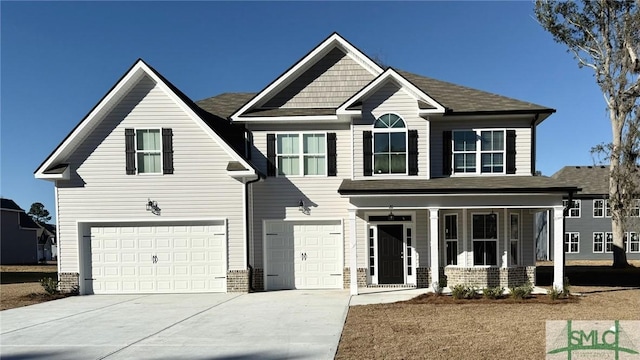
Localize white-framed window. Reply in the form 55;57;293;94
472;213;498;266
373;114;407;175
564;232;580;253
444;214;458;265
629;232;639;253
563;199;581;218
593;199;604;218
453;129;505;174
276;133;326;176
631;199;640;217
136;129;162;174
593;232;604;253
605;232;613;253
510;213;519;266
368;227;376;277
406;227;413;276
605;200;612;217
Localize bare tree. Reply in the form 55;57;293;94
535;0;640;267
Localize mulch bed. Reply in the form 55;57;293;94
403;292;580;305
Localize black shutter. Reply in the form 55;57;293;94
363;131;373;176
266;133;276;176
162;128;174;174
125;128;136;175
506;130;516;174
327;132;337;176
408;130;418;175
442;131;452;176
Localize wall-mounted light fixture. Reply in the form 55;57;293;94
388;205;395;221
146;199;161;216
298;199;310;215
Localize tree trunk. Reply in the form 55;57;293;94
610;114;630;268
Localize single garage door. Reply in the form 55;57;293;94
265;220;343;290
88;222;226;294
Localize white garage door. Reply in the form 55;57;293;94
88;223;226;294
265;221;343;290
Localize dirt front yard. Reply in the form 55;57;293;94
1;265;63;310
336;286;640;359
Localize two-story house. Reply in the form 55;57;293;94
35;33;578;295
549;166;640;261
1;198;40;265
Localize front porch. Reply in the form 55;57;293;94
338;177;577;295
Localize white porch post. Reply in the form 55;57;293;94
349;208;358;295
553;206;565;291
502;208;508;268
429;208;440;289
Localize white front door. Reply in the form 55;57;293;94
88;223;226;294
265;221;343;290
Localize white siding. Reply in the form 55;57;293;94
263;47;375;109
248;123;352;268
430;119;533;177
56;75;245;274
354;82;429;179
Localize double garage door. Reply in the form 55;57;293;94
265;220;343;290
87;222;226;294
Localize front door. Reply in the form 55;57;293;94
377;225;404;284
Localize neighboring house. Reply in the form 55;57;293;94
547;165;640;261
37;223;57;262
1;198;40;264
35;33;578;295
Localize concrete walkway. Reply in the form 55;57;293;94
0;291;350;360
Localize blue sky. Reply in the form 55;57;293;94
1;1;609;222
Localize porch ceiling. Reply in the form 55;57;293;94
338;176;580;195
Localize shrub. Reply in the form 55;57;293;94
482;286;504;299
463;286;479;299
40;277;59;295
451;284;467;300
509;281;533;300
439;276;448;288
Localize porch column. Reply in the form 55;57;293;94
429;208;439;289
552;205;565;291
348;208;358;295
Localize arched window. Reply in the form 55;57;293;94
373;114;407;174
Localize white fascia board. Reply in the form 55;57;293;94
230;33;383;122
34;63;147;178
35;167;70;181
341;192;565;198
227;170;259;180
233;115;342;123
337;69;446;115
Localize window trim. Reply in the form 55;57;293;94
564;232;580;254
563;199;581;218
471;212;499;266
509;213;520;266
629;232;639;253
274;131;328;177
593;199;604;218
134;128;163;175
372;113;408;176
451;129;507;176
605;232;613;253
593;232;604;253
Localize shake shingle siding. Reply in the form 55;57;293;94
262;47;375;109
56;75;246;274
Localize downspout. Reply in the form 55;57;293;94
530;114;539;175
245;175;261;291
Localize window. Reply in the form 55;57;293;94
453;130;505;174
563;200;581;218
472;214;498;266
564;232;579;253
136;129;162;174
630;232;639;253
369;227;375;276
276;133;326;176
593;232;604;253
605;232;613;253
605;200;612;217
510;214;519;266
593;199;604;218
631;199;640;217
444;214;458;265
373;114;406;174
406;228;413;276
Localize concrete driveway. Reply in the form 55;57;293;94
0;290;350;360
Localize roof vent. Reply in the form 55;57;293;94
601;166;606;168
575;166;581;169
587;166;593;168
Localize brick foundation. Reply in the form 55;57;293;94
444;266;536;288
343;267;367;289
227;270;249;292
252;268;264;291
59;272;79;294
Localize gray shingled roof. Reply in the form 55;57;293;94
396;70;553;114
196;93;255;120
1;198;24;211
338;176;579;195
551;165;610;196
